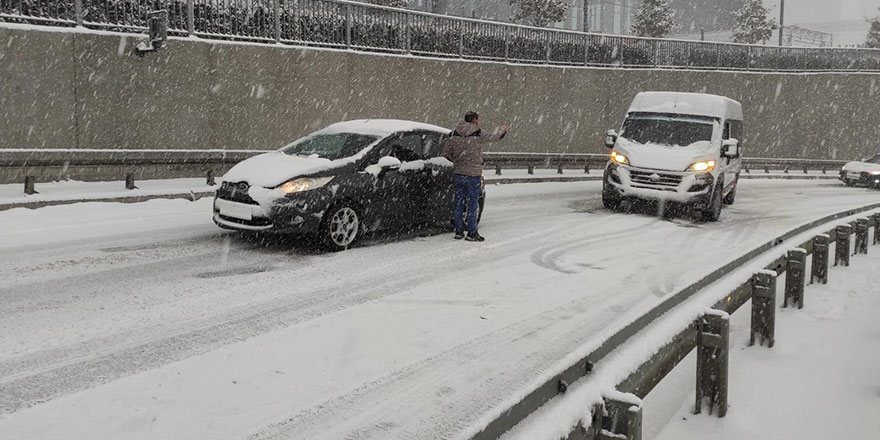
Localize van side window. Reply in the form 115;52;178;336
723;121;731;140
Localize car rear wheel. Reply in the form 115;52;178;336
321;203;361;251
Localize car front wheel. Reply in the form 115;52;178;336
320;203;361;251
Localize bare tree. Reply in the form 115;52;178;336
508;0;570;28
866;8;880;49
632;0;675;38
731;0;777;44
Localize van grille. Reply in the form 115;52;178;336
629;170;683;189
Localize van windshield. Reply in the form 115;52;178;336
621;114;715;147
281;133;380;160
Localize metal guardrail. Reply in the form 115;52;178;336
0;149;850;192
470;205;880;440
0;148;267;167
0;148;272;190
483;152;846;175
2;0;880;71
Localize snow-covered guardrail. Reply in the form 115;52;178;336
483;153;847;176
469;205;880;440
0;148;273;190
0;149;847;193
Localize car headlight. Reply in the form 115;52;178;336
870;171;880;175
277;176;335;194
688;160;717;172
610;151;629;165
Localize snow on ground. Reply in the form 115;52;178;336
0;180;878;440
653;248;880;440
499;205;880;440
0;197;214;250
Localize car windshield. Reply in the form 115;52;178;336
281;133;380;160
621;114;715;147
867;154;880;164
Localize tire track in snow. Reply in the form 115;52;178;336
246;271;642;440
0;199;598;414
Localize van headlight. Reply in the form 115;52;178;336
277;176;335;194
870;171;880;175
610;151;629;165
688;160;717;172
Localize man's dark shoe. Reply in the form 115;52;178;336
465;232;485;242
454;230;465;240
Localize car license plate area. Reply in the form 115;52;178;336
847;172;862;180
219;202;253;221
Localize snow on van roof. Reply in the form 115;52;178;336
628;92;743;120
313;119;451;137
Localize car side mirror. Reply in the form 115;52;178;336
377;156;402;171
722;139;740;158
604;129;618;149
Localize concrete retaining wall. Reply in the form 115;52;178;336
2;24;879;160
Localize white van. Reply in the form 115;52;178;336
602;92;743;221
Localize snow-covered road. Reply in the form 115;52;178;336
1;180;878;440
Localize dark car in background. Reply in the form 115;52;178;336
840;154;880;188
214;119;484;251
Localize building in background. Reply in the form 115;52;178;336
406;0;746;36
667;0;744;35
584;0;636;34
781;25;834;47
407;0;602;32
406;1;512;21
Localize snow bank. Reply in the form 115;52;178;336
654;249;880;440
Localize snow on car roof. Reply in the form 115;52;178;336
628;92;743;121
312;119;451;137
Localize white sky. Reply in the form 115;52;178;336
766;0;880;24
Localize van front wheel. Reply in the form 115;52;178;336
602;182;622;211
702;184;723;222
722;178;738;205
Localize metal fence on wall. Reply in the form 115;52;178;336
3;0;880;72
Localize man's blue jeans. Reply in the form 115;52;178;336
454;174;481;234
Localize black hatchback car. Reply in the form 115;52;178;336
214;120;484;251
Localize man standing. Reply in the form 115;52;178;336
443;111;510;242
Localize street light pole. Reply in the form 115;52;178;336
583;0;589;32
778;0;785;46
